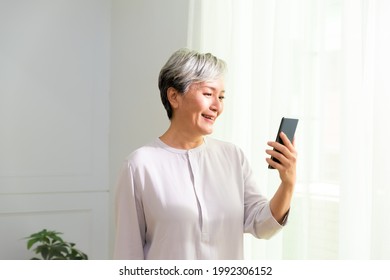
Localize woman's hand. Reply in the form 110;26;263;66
266;132;297;224
266;132;297;187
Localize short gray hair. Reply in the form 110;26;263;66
158;48;227;119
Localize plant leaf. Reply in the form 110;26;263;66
25;229;88;260
27;238;39;250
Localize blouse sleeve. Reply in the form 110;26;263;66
113;160;146;259
240;149;286;239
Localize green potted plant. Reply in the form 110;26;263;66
25;229;88;260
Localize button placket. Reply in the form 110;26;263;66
187;150;209;241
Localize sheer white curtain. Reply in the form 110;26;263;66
188;0;390;259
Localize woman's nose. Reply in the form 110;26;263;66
210;97;223;113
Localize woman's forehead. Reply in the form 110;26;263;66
191;79;225;92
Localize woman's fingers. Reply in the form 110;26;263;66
266;132;297;183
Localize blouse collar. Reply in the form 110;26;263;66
155;137;207;154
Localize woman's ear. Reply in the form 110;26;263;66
167;87;180;109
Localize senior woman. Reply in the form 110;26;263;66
114;48;297;260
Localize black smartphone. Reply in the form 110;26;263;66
268;117;299;169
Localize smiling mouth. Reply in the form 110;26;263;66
202;114;215;121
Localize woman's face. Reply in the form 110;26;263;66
172;78;225;137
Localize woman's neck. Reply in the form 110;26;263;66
159;125;204;150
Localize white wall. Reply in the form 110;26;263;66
0;0;111;259
109;0;190;255
0;0;190;259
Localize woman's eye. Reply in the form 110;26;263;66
204;93;212;97
219;96;225;101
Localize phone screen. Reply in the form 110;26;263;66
268;117;298;169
